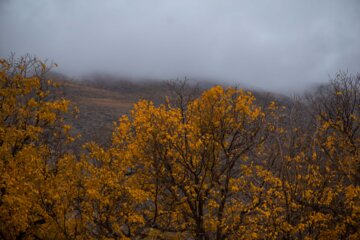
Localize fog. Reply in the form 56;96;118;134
1;0;360;92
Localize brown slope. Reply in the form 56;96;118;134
53;75;291;149
60;78;170;148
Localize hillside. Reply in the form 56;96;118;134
58;77;168;147
54;75;291;148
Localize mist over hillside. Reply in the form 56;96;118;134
1;0;360;93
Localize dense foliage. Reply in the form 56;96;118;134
1;57;359;239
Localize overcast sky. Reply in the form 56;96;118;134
1;0;359;92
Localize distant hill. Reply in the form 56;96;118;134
49;73;291;149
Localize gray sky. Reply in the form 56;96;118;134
1;0;360;92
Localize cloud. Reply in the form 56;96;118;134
1;0;360;93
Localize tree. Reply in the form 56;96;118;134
258;73;360;239
102;86;273;239
0;55;80;239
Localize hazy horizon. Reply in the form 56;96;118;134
1;0;360;93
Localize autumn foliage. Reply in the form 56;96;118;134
1;57;359;239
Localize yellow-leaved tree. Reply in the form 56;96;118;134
0;55;81;239
87;85;283;239
256;73;360;239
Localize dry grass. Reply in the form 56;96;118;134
54;75;289;150
59;78;170;148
